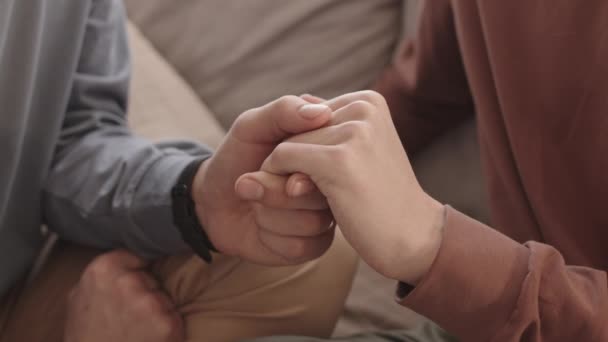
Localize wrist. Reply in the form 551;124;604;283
172;157;216;262
191;158;210;228
393;196;445;286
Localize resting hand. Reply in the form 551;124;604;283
65;250;183;342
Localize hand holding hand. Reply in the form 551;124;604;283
192;96;335;266
239;91;445;284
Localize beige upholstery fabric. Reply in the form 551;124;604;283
125;0;402;129
127;22;225;148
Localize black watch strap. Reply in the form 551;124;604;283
171;158;217;263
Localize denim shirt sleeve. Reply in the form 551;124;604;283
42;0;212;258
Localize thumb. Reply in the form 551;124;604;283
231;95;332;145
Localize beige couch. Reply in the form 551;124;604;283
125;1;487;336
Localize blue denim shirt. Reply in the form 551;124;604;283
0;0;211;296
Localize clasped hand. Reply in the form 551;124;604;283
197;91;445;285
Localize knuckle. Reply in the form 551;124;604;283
137;294;164;314
270;142;290;164
117;273;145;293
348;100;376;120
274;95;300;113
233;110;250;126
85;255;117;280
232;108;256;133
357;90;386;106
340;121;373;141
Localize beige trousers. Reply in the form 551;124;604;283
0;232;357;342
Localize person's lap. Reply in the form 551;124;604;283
0;230;357;342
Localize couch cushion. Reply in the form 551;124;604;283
127;22;225;148
125;0;402;129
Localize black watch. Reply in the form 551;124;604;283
171;158;217;263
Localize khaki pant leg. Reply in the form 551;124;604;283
153;231;358;342
0;232;356;342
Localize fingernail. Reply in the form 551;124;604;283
236;178;264;201
290;179;315;197
299;104;330;120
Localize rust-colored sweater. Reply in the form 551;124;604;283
374;0;608;340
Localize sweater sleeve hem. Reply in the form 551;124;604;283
398;206;531;340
